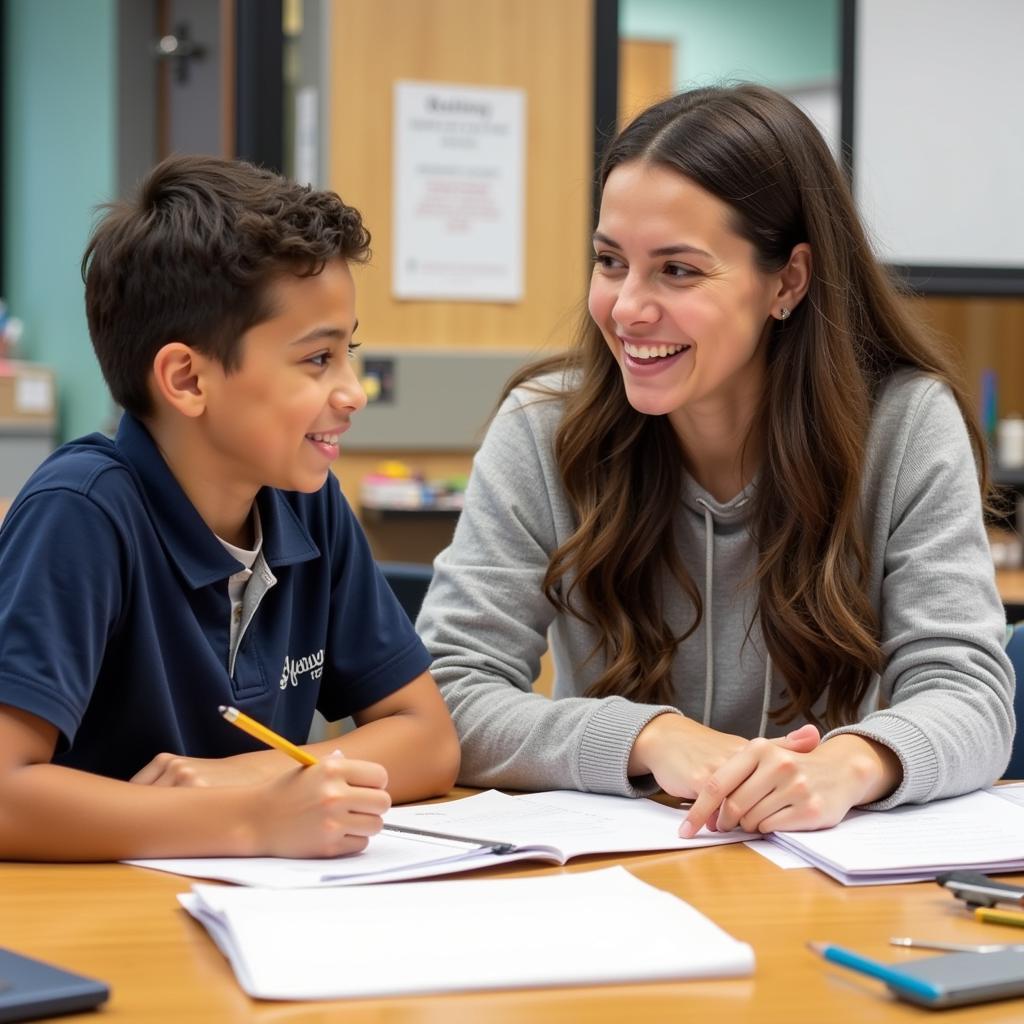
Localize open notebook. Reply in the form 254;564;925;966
179;866;755;1000
766;787;1024;885
130;789;754;887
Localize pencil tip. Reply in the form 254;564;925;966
806;941;826;955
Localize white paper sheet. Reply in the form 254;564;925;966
385;789;754;861
128;789;752;888
993;782;1024;809
179;866;755;1000
768;788;1024;884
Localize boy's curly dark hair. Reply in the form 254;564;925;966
82;154;371;418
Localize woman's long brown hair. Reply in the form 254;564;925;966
505;85;990;729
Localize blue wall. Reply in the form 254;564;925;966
3;0;117;441
622;0;840;89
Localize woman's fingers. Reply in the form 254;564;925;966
775;724;820;753
678;740;769;836
680;739;812;836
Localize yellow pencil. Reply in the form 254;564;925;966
975;907;1024;930
219;705;318;766
219;706;516;852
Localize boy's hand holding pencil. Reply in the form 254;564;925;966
248;747;390;859
218;705;392;859
132;707;391;858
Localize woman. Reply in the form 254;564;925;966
417;84;1013;835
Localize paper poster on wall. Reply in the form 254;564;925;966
393;81;525;302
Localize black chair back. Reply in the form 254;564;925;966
380;561;433;623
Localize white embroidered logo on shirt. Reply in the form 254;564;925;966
279;648;325;688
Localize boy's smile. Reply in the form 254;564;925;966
305;426;350;460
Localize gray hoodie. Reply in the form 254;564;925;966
417;369;1014;807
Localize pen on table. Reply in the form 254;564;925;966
380;821;516;854
218;705;516;855
891;937;1024;954
807;942;942;1002
975;907;1024;930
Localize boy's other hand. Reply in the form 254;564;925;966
247;751;391;858
130;751;279;788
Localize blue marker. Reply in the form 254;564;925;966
807;942;942;1002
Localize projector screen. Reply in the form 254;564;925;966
848;0;1024;294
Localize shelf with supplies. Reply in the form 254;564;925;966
0;361;57;499
357;461;466;526
360;504;462;524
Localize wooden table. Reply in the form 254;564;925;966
3;843;1023;1023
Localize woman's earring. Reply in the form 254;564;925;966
778;307;790;320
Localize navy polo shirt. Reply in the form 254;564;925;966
0;414;431;780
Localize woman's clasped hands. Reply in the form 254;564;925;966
631;713;902;839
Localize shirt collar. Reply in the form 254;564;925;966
115;414;320;588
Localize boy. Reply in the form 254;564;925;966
0;155;459;860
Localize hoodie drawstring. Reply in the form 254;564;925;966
696;497;771;739
698;500;715;728
759;657;772;739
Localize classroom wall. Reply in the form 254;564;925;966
2;0;118;442
621;0;840;89
3;0;1020;450
326;0;594;558
328;0;593;355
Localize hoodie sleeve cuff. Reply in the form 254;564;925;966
825;714;939;809
577;700;681;798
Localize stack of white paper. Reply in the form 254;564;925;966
179;866;755;1000
768;788;1024;885
130;789;753;888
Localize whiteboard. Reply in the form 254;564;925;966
786;81;841;162
852;0;1024;284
